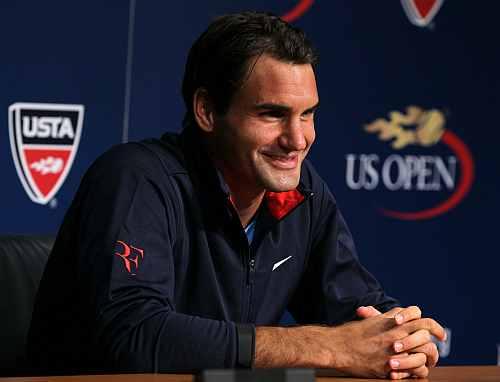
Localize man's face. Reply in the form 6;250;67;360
212;54;319;194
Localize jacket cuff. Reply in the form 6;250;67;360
235;323;255;368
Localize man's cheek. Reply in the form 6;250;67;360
306;127;316;147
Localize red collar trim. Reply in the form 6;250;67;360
265;189;305;220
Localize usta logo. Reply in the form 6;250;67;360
9;102;84;205
22;116;75;139
401;0;444;27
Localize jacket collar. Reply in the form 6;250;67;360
178;126;312;221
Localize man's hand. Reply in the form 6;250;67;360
255;307;445;379
326;307;445;378
356;305;444;379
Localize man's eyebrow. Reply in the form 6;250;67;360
303;101;320;113
254;103;291;112
254;101;320;113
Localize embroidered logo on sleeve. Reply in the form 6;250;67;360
114;240;144;275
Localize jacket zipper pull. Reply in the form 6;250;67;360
247;258;255;285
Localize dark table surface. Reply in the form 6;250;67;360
1;366;499;382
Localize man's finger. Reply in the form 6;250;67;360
393;329;431;353
356;305;381;319
405;317;447;341
389;353;426;370
381;307;405;326
392;305;422;325
410;342;439;367
389;371;412;380
383;307;404;318
385;353;410;379
390;365;429;379
408;364;429;378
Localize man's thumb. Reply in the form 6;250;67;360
356;305;382;319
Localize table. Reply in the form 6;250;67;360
0;366;498;382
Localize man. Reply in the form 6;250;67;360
28;12;445;379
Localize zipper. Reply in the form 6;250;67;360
225;196;255;322
249;258;255;272
246;254;255;322
247;258;255;284
229;189;314;322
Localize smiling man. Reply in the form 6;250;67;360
196;53;318;227
28;12;445;379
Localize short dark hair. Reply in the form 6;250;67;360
182;11;318;127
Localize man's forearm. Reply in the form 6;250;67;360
254;326;336;368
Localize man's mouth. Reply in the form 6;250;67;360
261;152;299;170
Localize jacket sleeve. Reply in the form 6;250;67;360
288;174;399;325
75;146;240;372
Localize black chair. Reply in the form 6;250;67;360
0;235;53;376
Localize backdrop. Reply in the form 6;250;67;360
1;0;498;366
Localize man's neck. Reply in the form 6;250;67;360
203;137;265;227
213;162;265;228
229;188;265;228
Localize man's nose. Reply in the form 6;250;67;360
279;118;307;151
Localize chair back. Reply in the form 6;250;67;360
0;235;53;376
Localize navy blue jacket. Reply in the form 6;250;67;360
27;127;398;374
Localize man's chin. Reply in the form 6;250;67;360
261;173;301;193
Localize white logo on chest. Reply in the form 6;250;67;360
272;256;293;271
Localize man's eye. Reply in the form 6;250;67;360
301;110;315;119
261;111;284;119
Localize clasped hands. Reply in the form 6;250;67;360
354;305;445;379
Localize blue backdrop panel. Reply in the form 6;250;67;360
1;0;498;366
0;1;128;233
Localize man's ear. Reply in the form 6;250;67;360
193;88;216;132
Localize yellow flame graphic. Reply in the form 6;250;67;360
365;106;445;149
